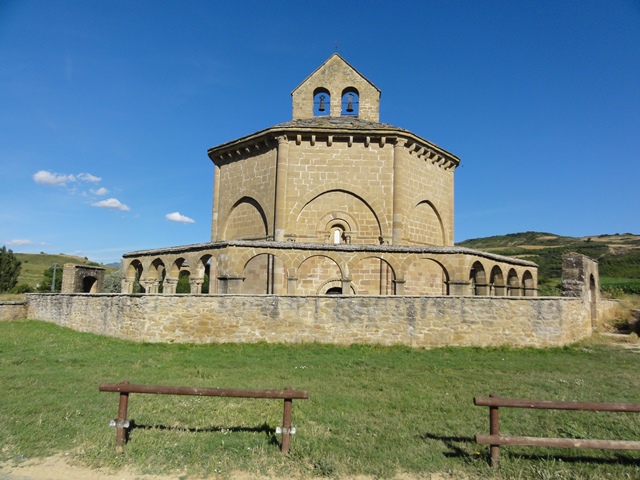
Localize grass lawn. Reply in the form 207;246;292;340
2;320;640;479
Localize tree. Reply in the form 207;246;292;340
37;265;62;293
103;269;123;293
0;246;22;293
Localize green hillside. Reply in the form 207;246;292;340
13;253;117;289
457;232;640;295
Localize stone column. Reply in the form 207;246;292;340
190;277;204;295
163;278;178;294
393;279;406;295
274;136;289;242
392;138;408;245
272;256;285;295
121;279;133;294
341;278;352;295
147;280;160;294
211;162;221;241
140;279;154;294
287;277;297;295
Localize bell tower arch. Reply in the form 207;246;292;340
291;53;380;122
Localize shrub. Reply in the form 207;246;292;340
10;283;33;294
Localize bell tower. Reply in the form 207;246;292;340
291;53;381;122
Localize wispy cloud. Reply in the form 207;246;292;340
91;187;109;195
92;198;130;211
166;212;195;223
78;173;101;183
7;239;41;246
34;170;102;186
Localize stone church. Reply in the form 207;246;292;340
122;54;537;297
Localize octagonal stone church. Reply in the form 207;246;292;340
122;54;537;297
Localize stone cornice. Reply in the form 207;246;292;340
207;123;460;171
123;240;536;267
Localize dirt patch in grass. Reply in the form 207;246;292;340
0;455;462;479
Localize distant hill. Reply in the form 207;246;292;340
14;253;118;289
456;232;640;295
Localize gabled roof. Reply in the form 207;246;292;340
291;53;380;95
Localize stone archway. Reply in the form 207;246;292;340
350;256;395;295
470;261;488;296
490;266;506;296
404;258;449;296
297;255;342;295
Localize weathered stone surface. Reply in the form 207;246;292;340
25;294;591;348
0;301;27;320
61;264;105;293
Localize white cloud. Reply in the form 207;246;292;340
34;170;102;186
166;212;195;223
91;187;109;195
7;239;34;246
78;173;101;183
33;170;75;186
92;198;130;211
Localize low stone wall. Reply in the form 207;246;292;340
0;302;27;321
25;294;591;348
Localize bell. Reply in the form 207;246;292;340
346;93;354;113
318;95;326;112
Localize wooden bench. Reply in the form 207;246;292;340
99;380;309;454
474;394;640;466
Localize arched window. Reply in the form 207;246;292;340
341;87;359;116
313;87;330;116
328;223;346;244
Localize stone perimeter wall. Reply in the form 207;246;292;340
25;294;590;348
0;302;27;321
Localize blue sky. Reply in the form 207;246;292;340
1;1;639;264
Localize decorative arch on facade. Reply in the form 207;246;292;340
341;86;359;116
291;182;386;238
522;270;535;297
404;257;450;296
294;189;381;244
313;87;330;116
490;265;506;296
223;197;269;240
240;253;287;294
406;200;446;246
350;256;396;295
470;261;489;296
507;268;521;297
296;255;343;295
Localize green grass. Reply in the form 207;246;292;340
2;321;640;479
